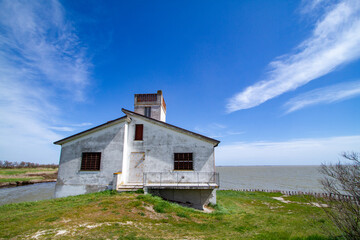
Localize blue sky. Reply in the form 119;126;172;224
0;0;359;165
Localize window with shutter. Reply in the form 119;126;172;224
174;153;193;170
135;124;143;140
80;152;101;171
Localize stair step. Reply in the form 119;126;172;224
116;185;143;192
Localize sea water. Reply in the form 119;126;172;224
217;165;324;192
0;166;324;205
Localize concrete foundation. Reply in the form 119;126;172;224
55;184;109;198
147;188;216;210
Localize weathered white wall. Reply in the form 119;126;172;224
134;105;164;122
160;107;166;122
55;122;125;198
125;115;215;184
55;113;217;205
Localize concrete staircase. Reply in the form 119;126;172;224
116;183;143;192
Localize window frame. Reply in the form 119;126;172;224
174;153;194;171
144;107;151;118
134;124;144;141
80;152;101;171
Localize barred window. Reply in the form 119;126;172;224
81;152;101;171
137;94;157;102
174;153;193;170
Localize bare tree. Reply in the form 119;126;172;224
320;152;360;239
0;161;58;169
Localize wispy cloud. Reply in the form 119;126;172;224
70;122;93;127
217;135;360;165
194;123;244;139
49;127;75;132
227;0;360;113
284;80;360;113
300;0;326;14
226;131;245;136
0;0;91;163
49;122;93;132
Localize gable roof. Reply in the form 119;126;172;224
121;109;220;146
54;109;220;147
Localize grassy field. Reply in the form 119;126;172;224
0;168;57;185
0;190;340;239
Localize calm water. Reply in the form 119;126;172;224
217;165;324;192
0;166;324;205
0;182;55;206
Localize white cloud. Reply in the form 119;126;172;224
284;80;360;113
195;123;227;133
0;0;91;163
194;123;243;139
211;123;227;129
216;135;360;166
300;0;326;14
70;122;93;127
49;127;75;132
227;0;360;112
226;131;245;136
49;122;93;132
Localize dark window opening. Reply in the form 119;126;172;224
174;153;193;170
81;152;101;171
137;94;157;102
135;124;143;140
144;107;151;118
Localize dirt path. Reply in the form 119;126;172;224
272;195;328;207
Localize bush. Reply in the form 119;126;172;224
320;152;360;239
0;161;58;169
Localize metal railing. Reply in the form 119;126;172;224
143;172;219;187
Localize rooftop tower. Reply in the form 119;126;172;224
134;90;166;122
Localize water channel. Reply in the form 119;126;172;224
0;182;56;206
0;166;323;205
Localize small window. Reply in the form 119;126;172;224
144;107;151;118
174;153;193;170
81;152;101;171
135;124;143;140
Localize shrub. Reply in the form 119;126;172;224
320;152;360;239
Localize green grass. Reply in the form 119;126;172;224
0;168;57;184
0;168;57;175
0;190;341;239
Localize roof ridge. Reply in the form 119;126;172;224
121;108;220;146
54;109;220;146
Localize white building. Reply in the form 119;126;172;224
54;91;220;209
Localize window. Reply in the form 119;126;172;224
81;152;101;171
135;124;143;140
144;107;151;118
137;94;157;102
174;153;193;170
